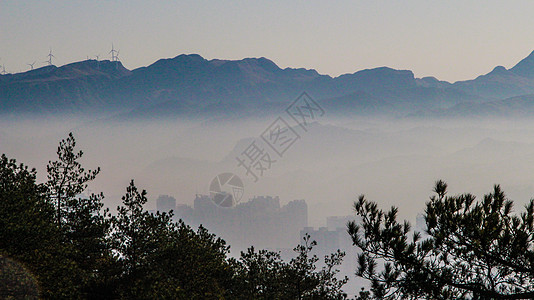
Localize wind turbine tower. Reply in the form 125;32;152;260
95;54;101;69
110;44;120;62
46;48;55;66
27;61;36;70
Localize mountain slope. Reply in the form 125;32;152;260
413;94;534;118
3;51;534;118
0;60;130;114
452;51;534;100
510;50;534;78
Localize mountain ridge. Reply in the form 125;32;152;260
3;51;534;118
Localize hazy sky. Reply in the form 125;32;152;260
1;1;534;82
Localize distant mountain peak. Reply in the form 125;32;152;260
153;53;207;66
0;59;129;85
510;50;534;78
236;57;281;72
524;49;534;60
335;66;416;91
416;76;451;88
173;53;205;61
5;51;534;118
488;65;510;75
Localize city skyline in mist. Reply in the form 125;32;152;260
2;1;534;82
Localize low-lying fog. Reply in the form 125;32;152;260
3;115;534;227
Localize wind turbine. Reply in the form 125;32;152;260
109;43;119;62
95;54;101;69
27;61;36;70
1;65;6;75
46;48;55;66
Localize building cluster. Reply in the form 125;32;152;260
155;194;308;252
155;194;365;294
301;215;364;295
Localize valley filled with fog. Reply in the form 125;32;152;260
3;115;534;230
6;2;534;298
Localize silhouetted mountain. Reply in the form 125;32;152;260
334;67;416;91
3;51;534;118
510;50;534;78
0;60;130;114
416;77;452;89
121;59;480;119
113;54;327;119
412;94;534;118
451;52;534;100
319;91;396;116
452;66;534;100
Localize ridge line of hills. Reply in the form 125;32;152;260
3;51;534;119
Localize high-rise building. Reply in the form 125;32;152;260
327;215;360;231
174;194;308;253
301;215;363;296
156;195;176;213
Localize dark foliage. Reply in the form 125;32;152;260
350;180;534;299
1;133;348;299
232;234;348;299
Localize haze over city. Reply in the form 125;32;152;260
4;1;534;298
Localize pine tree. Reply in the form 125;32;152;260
45;133;113;298
350;181;534;299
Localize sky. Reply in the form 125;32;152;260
1;0;534;82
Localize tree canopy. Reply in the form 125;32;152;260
232;234;348;299
1;133;348;299
350;180;534;299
